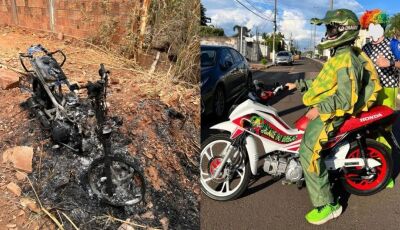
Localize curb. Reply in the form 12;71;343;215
250;63;274;73
309;58;326;65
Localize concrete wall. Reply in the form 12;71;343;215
200;37;238;48
0;0;147;39
201;36;267;62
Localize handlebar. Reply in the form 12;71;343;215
19;45;67;72
76;64;110;99
99;63;110;81
272;85;289;95
249;80;288;102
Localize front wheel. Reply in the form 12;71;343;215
341;139;392;196
87;154;145;206
200;133;251;201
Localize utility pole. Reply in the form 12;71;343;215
330;0;333;10
313;24;316;57
256;27;259;61
310;23;314;55
313;24;317;55
272;0;277;64
240;26;243;55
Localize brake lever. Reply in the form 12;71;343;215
273;85;284;95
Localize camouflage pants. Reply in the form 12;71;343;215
299;117;345;207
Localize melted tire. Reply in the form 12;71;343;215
87;154;146;207
341;139;393;196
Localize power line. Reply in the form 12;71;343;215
234;0;273;22
243;0;273;20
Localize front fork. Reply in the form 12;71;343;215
102;130;114;196
211;134;245;180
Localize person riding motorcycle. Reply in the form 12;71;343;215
286;9;381;225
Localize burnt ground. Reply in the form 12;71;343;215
0;26;200;229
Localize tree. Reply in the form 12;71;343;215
262;32;285;52
200;26;225;37
200;3;208;26
233;25;251;37
199;3;224;37
385;13;400;38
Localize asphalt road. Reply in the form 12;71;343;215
201;58;400;230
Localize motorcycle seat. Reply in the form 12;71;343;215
35;56;67;82
294;105;395;133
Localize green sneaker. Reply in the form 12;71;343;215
305;203;342;225
386;178;395;189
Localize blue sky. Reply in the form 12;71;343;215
202;0;400;51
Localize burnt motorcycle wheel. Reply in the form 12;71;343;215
341;139;392;196
87;154;145;206
200;133;251;201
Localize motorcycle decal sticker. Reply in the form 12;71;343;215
250;116;297;143
359;113;383;122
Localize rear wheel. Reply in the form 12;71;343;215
200;133;251;201
341;139;392;196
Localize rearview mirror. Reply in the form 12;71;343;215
220;60;233;70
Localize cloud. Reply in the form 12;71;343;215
279;10;309;41
202;0;363;50
207;7;274;35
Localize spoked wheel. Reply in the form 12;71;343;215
87;154;145;206
200;133;251;201
341;139;392;196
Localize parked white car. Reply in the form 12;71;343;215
275;51;293;65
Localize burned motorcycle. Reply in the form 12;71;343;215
19;44;84;152
19;45;145;206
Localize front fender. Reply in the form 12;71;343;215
210;121;238;134
245;135;259;175
210;122;259;175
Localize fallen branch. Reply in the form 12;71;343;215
149;51;160;74
0;62;28;76
42;208;64;230
61;211;80;230
27;176;65;230
103;215;160;230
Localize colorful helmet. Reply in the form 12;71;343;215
311;9;360;50
360;9;389;29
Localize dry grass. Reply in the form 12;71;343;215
148;0;200;84
87;0;200;85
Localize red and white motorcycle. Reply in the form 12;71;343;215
200;81;398;201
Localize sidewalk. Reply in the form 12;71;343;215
311;58;326;65
249;62;274;72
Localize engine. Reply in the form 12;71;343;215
263;154;303;182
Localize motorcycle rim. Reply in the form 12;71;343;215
200;138;247;198
87;155;145;206
343;145;388;191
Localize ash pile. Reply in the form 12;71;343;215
22;96;199;229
